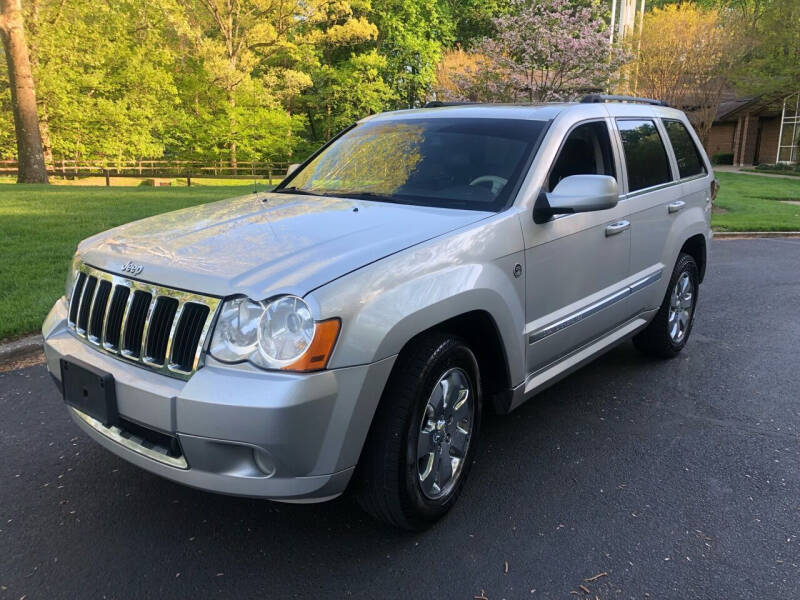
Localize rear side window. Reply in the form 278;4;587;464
617;119;672;192
663;120;706;178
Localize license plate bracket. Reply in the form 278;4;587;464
60;358;118;426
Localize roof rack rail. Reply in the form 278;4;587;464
580;94;669;107
422;101;477;108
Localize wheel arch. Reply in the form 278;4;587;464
680;233;707;282
398;309;514;414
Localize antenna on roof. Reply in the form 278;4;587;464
580;94;669;107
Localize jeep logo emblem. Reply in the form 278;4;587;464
121;261;143;276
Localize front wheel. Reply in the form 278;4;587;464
633;253;699;358
355;333;482;530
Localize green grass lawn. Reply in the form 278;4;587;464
712;171;800;232
1;171;799;340
0;183;270;341
0;175;281;186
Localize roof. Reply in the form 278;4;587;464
363;101;685;123
714;98;759;122
364;103;570;122
714;97;783;122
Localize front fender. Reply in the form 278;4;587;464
308;213;527;386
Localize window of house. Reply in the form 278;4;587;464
663;120;706;179
547;121;616;192
617;119;673;192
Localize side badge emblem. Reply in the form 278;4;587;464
513;263;523;278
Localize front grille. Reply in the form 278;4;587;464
170;303;210;372
67;264;220;379
144;296;179;365
122;290;152;358
88;280;112;341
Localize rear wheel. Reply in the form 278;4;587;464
355;332;482;530
633;253;699;358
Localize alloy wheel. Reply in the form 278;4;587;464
668;271;694;343
416;367;474;500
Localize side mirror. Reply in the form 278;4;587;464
286;163;301;176
534;175;619;223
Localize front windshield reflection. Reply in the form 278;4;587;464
278;117;547;211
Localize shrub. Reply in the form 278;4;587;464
754;163;800;175
711;152;734;165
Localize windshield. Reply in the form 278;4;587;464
276;117;548;211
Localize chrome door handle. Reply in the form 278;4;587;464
668;200;686;214
605;220;630;237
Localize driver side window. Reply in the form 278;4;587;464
548;121;616;192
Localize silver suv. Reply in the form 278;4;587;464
43;97;714;529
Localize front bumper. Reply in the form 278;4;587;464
43;298;396;502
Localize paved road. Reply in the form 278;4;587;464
2;239;799;600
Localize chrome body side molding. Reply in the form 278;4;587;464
529;269;662;345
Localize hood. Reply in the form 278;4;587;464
78;192;492;299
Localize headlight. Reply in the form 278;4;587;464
209;295;340;372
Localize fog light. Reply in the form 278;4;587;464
253;448;276;477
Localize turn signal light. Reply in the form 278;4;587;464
282;318;341;372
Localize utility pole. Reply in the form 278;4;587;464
609;0;618;45
0;0;48;183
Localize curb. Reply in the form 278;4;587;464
0;334;44;364
714;232;800;239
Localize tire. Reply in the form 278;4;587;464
633;252;699;359
355;332;482;530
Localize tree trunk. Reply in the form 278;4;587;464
0;0;47;183
228;90;237;170
26;0;52;165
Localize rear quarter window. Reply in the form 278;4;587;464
663;120;707;179
617;119;672;192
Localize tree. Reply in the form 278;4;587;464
371;0;454;108
26;0;182;163
730;0;800;102
303;51;395;142
627;4;740;143
438;0;628;103
171;0;380;164
0;0;47;183
433;48;505;102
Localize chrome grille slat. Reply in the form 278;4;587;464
77;276;98;335
68;272;87;326
88;280;112;344
124;290;153;358
162;302;186;370
170;303;212;374
116;285;137;353
143;296;179;367
99;283;116;346
66;264;221;380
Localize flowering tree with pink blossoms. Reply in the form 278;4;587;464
442;0;628;103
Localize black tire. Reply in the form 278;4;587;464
633;252;699;359
354;332;482;530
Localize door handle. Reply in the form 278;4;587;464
668;200;686;214
605;220;630;237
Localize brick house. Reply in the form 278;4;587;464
704;97;782;166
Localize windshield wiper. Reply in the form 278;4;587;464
325;191;399;203
273;186;327;197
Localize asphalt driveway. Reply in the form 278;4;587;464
1;238;799;599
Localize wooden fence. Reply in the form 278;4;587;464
0;159;290;184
